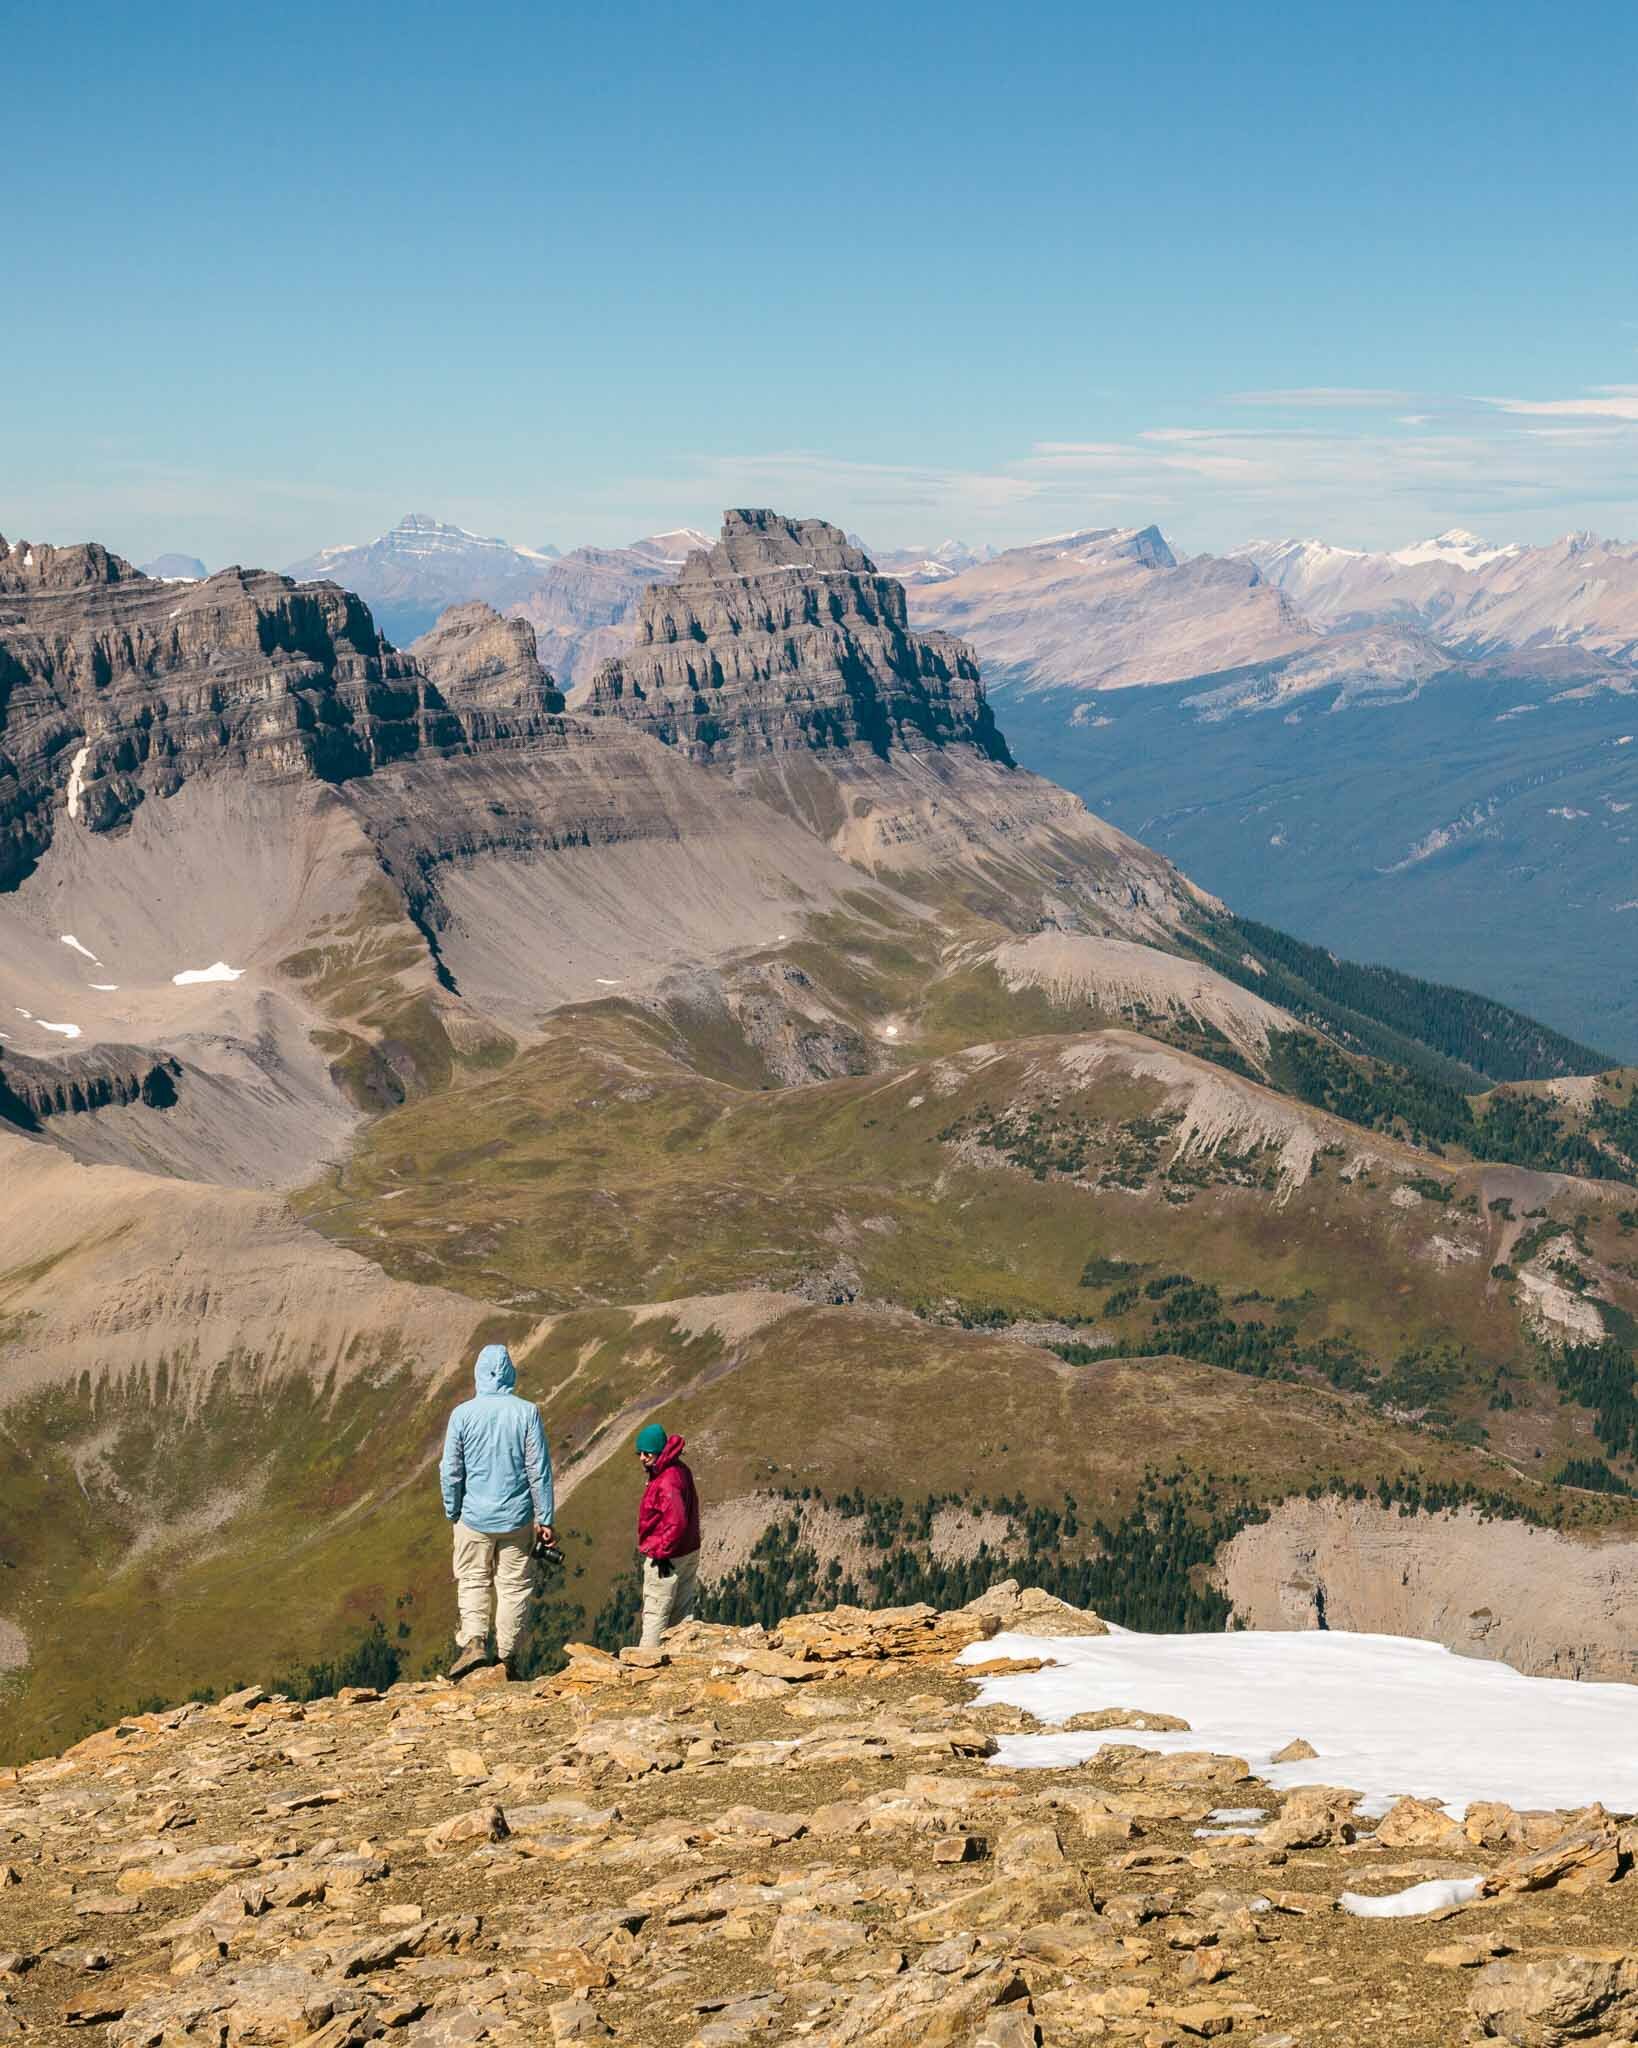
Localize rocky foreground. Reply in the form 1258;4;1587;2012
2;1589;1635;2048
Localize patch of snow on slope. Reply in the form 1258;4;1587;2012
1340;1877;1483;1919
959;1626;1638;1818
64;743;90;821
172;962;244;986
60;934;101;964
36;1020;82;1039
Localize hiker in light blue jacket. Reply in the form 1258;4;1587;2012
439;1343;554;1679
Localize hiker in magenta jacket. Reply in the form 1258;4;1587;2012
635;1423;701;1648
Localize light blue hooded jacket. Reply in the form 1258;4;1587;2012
439;1345;553;1535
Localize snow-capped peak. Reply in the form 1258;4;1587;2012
1389;528;1520;570
1018;524;1177;569
1232;537;1366;566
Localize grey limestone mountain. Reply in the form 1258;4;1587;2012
407;600;566;721
285;512;562;644
137;550;207;580
0;532;565;895
502;531;708;694
587;509;1014;765
0;511;1192;1188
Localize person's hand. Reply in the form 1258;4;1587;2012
536;1523;555;1544
653;1556;673;1579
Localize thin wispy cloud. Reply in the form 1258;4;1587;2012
1227;387;1415;408
648;405;1638;553
1478;386;1638;422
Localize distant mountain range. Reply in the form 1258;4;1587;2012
286;513;565;644
506;527;712;693
286;513;710;668
907;523;1637;1056
266;508;1638;1050
1232;528;1638;665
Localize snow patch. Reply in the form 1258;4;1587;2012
36;1020;82;1039
172;962;244;986
1339;1877;1482;1920
960;1625;1638;1818
60;934;101;964
89;983;120;992
64;743;90;821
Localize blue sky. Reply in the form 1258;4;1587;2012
5;0;1635;567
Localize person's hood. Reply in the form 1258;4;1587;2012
474;1343;516;1395
649;1433;686;1473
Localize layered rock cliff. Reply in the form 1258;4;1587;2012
0;539;562;893
407;603;565;724
587;510;1014;767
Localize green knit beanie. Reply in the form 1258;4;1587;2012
635;1423;668;1456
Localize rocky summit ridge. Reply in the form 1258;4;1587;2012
0;535;567;895
2;1587;1634;2048
588;511;1013;768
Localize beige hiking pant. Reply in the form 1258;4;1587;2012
639;1550;700;1649
452;1520;536;1657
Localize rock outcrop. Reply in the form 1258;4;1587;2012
588;510;1014;767
407;604;565;723
3;1590;1636;2048
0;537;560;893
1216;1499;1638;1681
505;538;699;694
0;1043;180;1126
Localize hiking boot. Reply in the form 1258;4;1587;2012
448;1637;489;1681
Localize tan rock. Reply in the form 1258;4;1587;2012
932;1833;989;1864
772;1601;998;1666
114;1844;260;1893
444;1748;488;1781
1371;1795;1464;1851
1258;1785;1358;1850
705;1805;807;1844
769;1914;868;1966
1469;1950;1638;2045
1425;1936;1508;1969
426;1803;509;1851
1465;1802;1526;1849
549;1996;613;2042
1109;1751;1252;1790
907;1872;1088;1939
974;2007;1040;2048
1162;2000;1237;2038
960;1581;1110;1638
993;1822;1066;1875
1062;1707;1191;1733
530;1947;615;1991
1482;1825;1628;1897
803;1963;1027;2048
1012;1917;1130;1969
1270;1738;1317;1763
810;1800;873;1837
